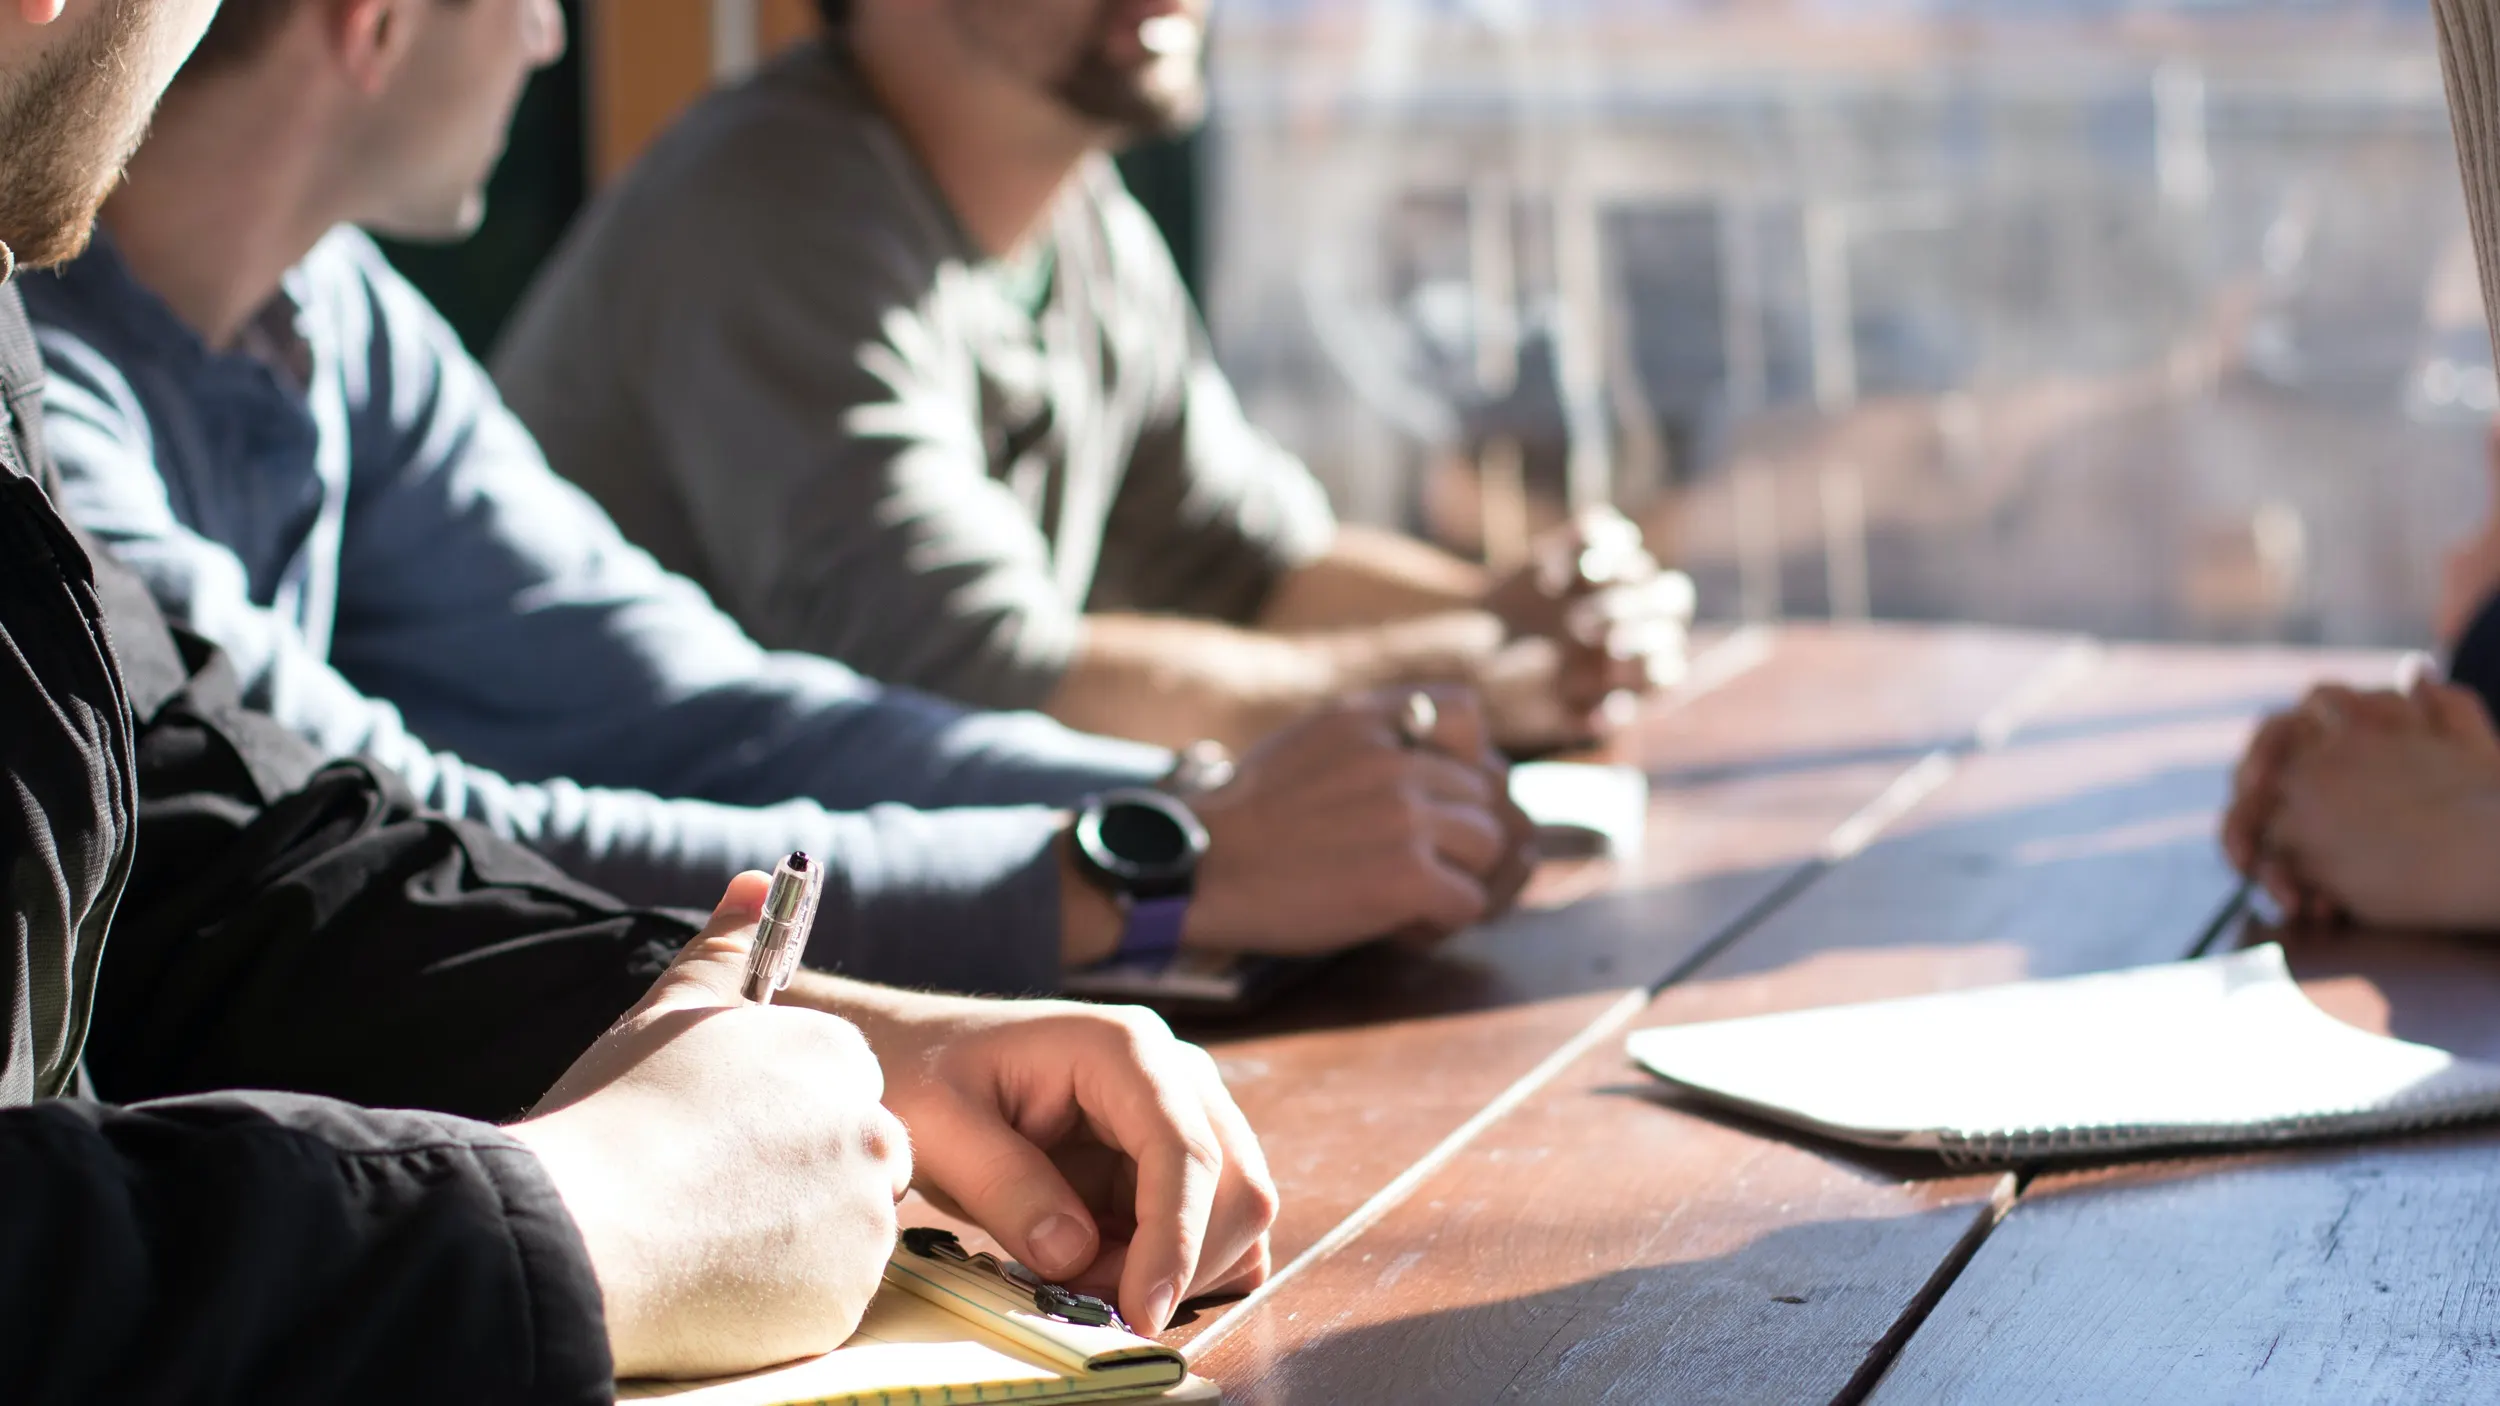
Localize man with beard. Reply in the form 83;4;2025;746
0;1;911;1397
1;3;1278;1396
32;0;1537;997
494;0;1696;758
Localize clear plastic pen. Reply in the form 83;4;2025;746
741;852;821;1005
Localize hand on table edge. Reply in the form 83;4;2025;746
1058;686;1539;968
785;972;1280;1336
1480;509;1695;750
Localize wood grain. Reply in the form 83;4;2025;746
1875;1136;2500;1406
1874;928;2500;1405
1192;643;2369;1402
1165;626;2076;1348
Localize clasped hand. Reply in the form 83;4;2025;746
1479;507;1695;752
2222;677;2500;929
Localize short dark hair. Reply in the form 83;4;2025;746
817;0;851;26
180;0;480;81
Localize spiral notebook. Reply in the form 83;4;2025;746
619;1242;1216;1405
1628;944;2500;1165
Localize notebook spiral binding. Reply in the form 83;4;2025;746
1930;1085;2500;1169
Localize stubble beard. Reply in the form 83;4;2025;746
1052;41;1207;144
0;1;157;273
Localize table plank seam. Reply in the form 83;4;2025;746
1649;636;2106;1000
1177;631;1787;1365
1182;985;1657;1365
2190;875;2259;958
1856;860;2291;1401
1638;637;2130;1403
1835;1173;2022;1406
1187;634;2109;1368
1845;660;2303;1402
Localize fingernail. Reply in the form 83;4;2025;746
1029;1214;1090;1277
1146;1279;1180;1332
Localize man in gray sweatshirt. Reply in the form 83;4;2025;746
496;0;1694;760
35;0;1534;997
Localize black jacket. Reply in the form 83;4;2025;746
2453;588;2500;721
0;279;630;1405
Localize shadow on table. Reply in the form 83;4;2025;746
1179;860;1807;1042
1670;762;2243;992
2229;919;2500;1063
1190;758;2244;1046
1208;1205;1991;1406
1591;1080;1980;1186
1643;693;2291;792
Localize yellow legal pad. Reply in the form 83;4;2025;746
619;1244;1216;1405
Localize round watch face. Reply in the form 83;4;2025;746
1077;788;1208;898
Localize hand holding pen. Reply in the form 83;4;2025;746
743;852;823;1005
512;872;908;1378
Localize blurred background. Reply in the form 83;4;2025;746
423;0;2488;651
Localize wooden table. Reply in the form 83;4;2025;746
1148;622;2500;1404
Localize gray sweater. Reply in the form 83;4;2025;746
495;37;1339;714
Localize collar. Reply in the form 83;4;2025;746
36;225;316;395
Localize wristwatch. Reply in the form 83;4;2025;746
1072;787;1209;969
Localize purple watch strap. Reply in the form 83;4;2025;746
1114;895;1191;969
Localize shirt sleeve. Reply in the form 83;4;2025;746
2450;586;2500;720
1085;176;1339;624
323;235;1169;813
0;1094;612;1406
35;253;1161;991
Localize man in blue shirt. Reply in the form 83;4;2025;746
33;0;1532;995
0;0;1276;1388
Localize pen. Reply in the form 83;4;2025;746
741;852;822;1005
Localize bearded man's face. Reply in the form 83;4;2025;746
0;0;224;270
950;0;1210;143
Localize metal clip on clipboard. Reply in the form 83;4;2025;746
899;1227;1129;1331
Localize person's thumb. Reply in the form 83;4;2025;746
915;1098;1104;1284
638;870;773;1016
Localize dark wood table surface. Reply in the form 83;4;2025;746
1132;622;2500;1405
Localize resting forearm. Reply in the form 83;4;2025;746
1044;614;1338;750
392;755;1080;994
1046;611;1507;751
1256;525;1491;633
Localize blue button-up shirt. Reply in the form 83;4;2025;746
27;227;1170;993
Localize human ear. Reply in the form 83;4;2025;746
330;0;417;95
